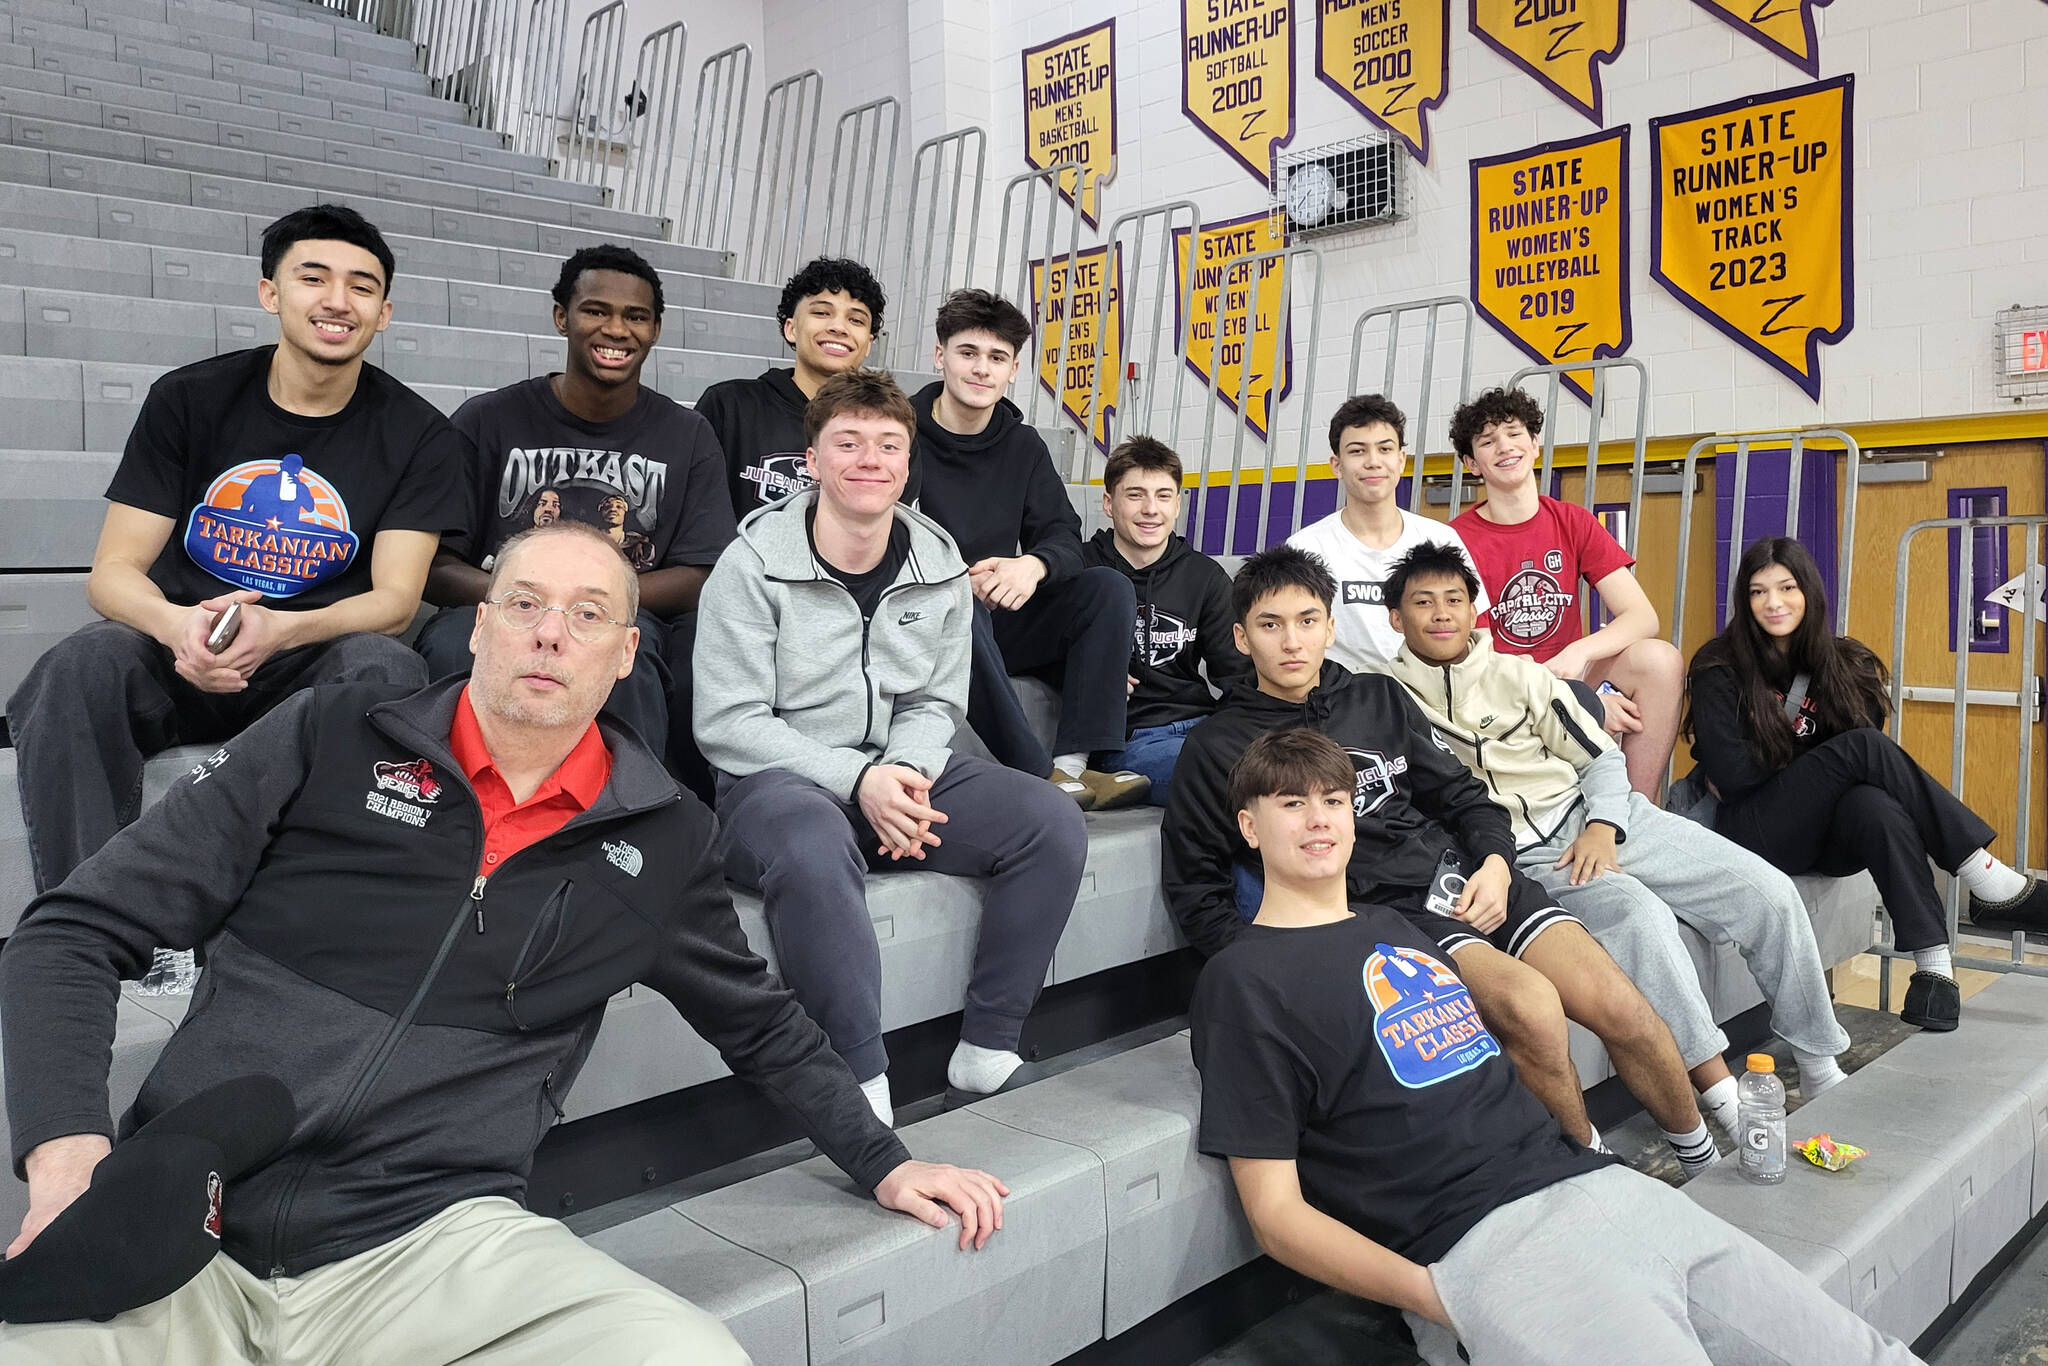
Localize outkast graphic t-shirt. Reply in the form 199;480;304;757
1453;496;1634;662
105;348;467;610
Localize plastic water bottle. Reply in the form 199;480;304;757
1738;1053;1787;1185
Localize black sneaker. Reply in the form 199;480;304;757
1970;876;2048;934
1901;971;1961;1031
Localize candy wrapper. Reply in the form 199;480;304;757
1797;1133;1866;1172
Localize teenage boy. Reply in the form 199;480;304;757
699;257;900;521
1449;387;1683;796
1163;546;1721;1173
1193;728;1925;1366
0;523;1009;1365
1287;394;1486;673
912;288;1147;810
7;205;464;893
1081;435;1250;807
419;245;735;789
1382;541;1851;1118
695;370;1088;1124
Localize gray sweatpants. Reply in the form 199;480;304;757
1517;794;1851;1064
1409;1166;1925;1366
717;754;1087;1082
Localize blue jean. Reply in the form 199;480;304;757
1102;718;1202;808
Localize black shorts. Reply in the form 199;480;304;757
1366;865;1580;959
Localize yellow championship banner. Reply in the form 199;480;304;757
1182;0;1295;185
1651;75;1853;401
1470;125;1630;404
1315;0;1449;163
1021;20;1117;227
1173;212;1294;439
1028;245;1125;451
1689;0;1832;77
1469;0;1625;126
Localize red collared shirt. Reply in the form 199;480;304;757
448;687;614;877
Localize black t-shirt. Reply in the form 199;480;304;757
810;510;909;620
444;377;736;575
1191;906;1612;1265
105;348;466;609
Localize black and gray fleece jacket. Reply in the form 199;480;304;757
0;679;909;1279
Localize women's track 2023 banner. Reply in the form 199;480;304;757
1315;0;1449;163
1470;125;1630;404
1183;0;1295;184
1022;20;1118;227
1469;0;1625;125
1651;75;1853;401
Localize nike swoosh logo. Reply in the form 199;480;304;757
897;611;925;626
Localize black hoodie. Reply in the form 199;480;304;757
1160;660;1519;958
697;366;813;521
1082;529;1252;733
911;382;1083;583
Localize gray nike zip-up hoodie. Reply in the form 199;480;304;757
693;489;972;798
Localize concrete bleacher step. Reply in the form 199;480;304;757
0;5;432;92
0;449;116;568
5;0;421;74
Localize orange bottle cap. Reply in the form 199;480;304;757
1746;1053;1777;1073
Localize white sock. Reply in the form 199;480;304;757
1053;753;1088;777
1663;1121;1720;1178
1698;1077;1741;1143
1955;848;2029;903
947;1040;1023;1095
858;1072;893;1127
1793;1049;1846;1097
1913;945;1955;978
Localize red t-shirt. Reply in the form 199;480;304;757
448;686;613;877
1452;496;1634;660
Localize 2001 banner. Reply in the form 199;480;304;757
1651;75;1853;400
1470;125;1630;404
1021;20;1118;226
1028;245;1126;451
1469;0;1625;126
1183;0;1294;185
1315;0;1449;163
1173;212;1294;439
1689;0;1832;76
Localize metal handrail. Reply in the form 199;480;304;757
740;70;823;283
560;0;627;191
512;0;571;160
818;97;902;269
616;21;689;222
1347;296;1475;514
993;165;1094;427
890;128;987;369
674;43;753;252
1507;357;1651;556
1080;199;1201;487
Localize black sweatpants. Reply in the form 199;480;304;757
967;566;1136;774
1714;727;1994;952
7;618;425;891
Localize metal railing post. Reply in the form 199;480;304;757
740;70;823;284
1506;357;1651;554
1080;200;1201;488
891;127;987;369
616;22;689;223
674;44;752;251
512;0;571;160
1346;296;1474;514
560;1;627;193
819;97;902;268
992;165;1087;428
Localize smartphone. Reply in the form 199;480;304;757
1595;680;1620;696
1423;847;1470;918
205;602;243;654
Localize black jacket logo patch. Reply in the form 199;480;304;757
373;758;442;804
1134;605;1199;667
740;453;813;502
1345;747;1411;818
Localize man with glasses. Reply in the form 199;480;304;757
1;520;1010;1364
694;369;1088;1126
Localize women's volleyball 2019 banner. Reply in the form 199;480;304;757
1651;75;1853;401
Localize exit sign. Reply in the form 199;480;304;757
2026;329;2048;372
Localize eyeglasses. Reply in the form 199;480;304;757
486;591;627;644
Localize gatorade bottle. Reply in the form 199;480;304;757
1737;1053;1787;1185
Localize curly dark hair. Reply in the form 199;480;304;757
1231;544;1337;624
1328;393;1407;453
777;257;887;338
1448;387;1545;458
551;243;664;317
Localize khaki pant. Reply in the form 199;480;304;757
0;1197;749;1366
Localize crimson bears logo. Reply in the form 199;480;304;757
183;455;358;597
739;453;814;505
373;758;442;804
1134;605;1199;667
1343;747;1411;818
1364;943;1501;1089
1490;557;1577;650
203;1170;223;1239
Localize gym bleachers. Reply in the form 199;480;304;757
0;0;2039;1361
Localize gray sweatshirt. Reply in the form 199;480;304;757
693;490;972;798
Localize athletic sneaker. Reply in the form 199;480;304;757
1078;767;1151;811
1901;970;1961;1032
1049;767;1097;811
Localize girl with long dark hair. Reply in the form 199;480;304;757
1683;537;2045;1032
